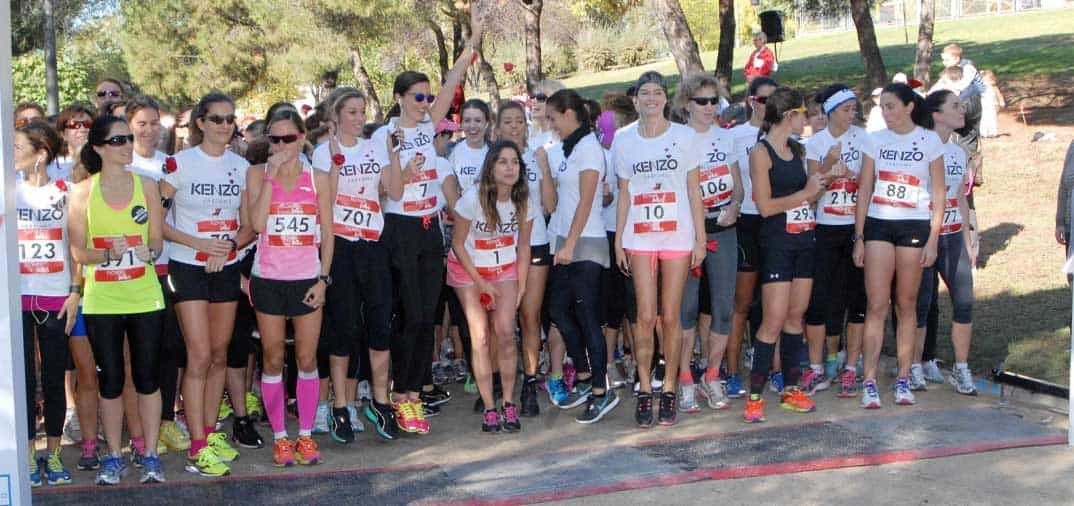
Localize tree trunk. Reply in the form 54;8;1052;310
477;47;501;113
428;19;449;83
913;0;936;88
350;47;383;122
850;0;888;91
43;0;59;114
519;0;543;94
655;0;705;76
714;0;735;92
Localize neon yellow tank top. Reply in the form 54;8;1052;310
83;172;164;314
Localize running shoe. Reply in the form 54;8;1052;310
923;359;946;383
233;416;264;449
482;409;501;433
519;377;540;417
393;400;420;433
949;366;978;396
563;360;577;392
160;420;191;452
411;400;431;434
63;408;81;443
909;364;928;391
313;401;331;434
273;439;296;467
743;396;766;423
837;368;858;398
453;359;470;383
860;380;882;409
295;436;321;465
698;377;730;410
546;377;569;407
576;391;620;424
572;380;594;404
30;453;43;488
245;392;263;419
130;442;146;469
780;386;816;413
607;364;628;389
635;392;654;428
347;403;365;433
207;432;239;462
800;368;831;395
651;360;665;391
432;361;450;386
96;454;128;486
218;395;234;422
186;447;230;477
678;383;701;413
463;373;478;394
726;373;746;399
78;442;100;471
424;402;441;418
824;357;839;381
768;372;785;395
658;392;678;426
420;385;452;407
357;380;372;402
330;407;355;444
364;401;399;441
45;447;72;485
501;403;522;433
139;455;165;484
894;377;916;405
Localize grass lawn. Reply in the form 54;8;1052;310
564;8;1074;99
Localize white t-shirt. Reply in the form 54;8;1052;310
612;122;700;252
452;185;538;276
529;128;558;151
373;122;448;217
47;159;71;183
805;125;872;226
729;123;761;215
16;179;71;298
522;147;549;246
940;141;968;235
548;134;606;240
163;146;249;266
313;138;390;242
449;142;488;194
865;127;945;221
601;148;618;233
693;125;738;219
128;149;171;268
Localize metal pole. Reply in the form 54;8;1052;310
1068;279;1072;447
0;0;34;502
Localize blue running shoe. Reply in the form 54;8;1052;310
768;372;785;395
547;377;569;407
726;373;745;399
30;453;43;488
139;455;165;484
96;454;128;486
45;447;72;485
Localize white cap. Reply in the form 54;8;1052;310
892;72;909;84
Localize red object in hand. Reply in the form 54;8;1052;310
480;293;493;310
691;266;703;278
706;240;719;253
163;157;178;174
55;179;68;192
503;62;515;73
332;153;346;166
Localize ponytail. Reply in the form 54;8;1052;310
79;115;127;175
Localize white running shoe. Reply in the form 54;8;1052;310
948;367;978;396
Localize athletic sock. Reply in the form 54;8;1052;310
261;373;287;436
296;370;320;435
679;370;694;386
704;367;719;383
189;439;207;458
749;340;775;396
780;332;805;387
130;436;146;455
955;362;969;371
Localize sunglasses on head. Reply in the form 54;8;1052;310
690;96;721;106
96;90;123;98
411;93;435;104
204;114;237;125
750;95;769;105
66;119;93;129
267;134;300;144
786;106;808;115
532;93;548;102
99;134;135;146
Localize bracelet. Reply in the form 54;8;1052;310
103;248;111;264
69;285;82;295
149;248;161;262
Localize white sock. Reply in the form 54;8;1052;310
955;362;969;371
810;364;823;373
274;431;288;441
298;429;312;437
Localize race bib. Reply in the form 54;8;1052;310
266;202;318;247
872;171;921;209
473;235;516;277
700;165;733;210
631;191;678;234
822;178;859;216
18;228;64;274
93;235;146;282
333;193;383;241
194;218;239;262
785;202;816;234
403;169;439;213
941;198;962;235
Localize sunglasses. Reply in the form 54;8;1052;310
533;93;548;102
788;106;808;114
65;119;93;129
690;96;721;106
203;114;237;125
267;134;300;144
96;90;123;98
14;118;30;128
411;93;435;104
99;134;135;146
750;95;769;105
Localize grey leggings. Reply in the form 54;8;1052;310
681;228;738;335
916;232;974;326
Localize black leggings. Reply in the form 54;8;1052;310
805;225;867;336
23;310;69;439
158;275;184;421
84;311;164;399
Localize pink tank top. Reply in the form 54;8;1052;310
253;166;321;281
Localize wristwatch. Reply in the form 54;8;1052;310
318;274;333;286
851;233;864;242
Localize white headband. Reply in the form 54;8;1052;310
823;89;857;115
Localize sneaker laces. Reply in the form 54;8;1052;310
864;381;879;396
47;448;65;472
955;367;974;387
503;403;519;423
411;400;427;422
483;410;500;426
840;369;855;389
638;393;653;411
896;379;911;394
274;439;294;460
296;437;317;455
102;454;124;473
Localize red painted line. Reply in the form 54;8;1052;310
430;434;1066;506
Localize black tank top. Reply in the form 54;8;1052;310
758;139;815;249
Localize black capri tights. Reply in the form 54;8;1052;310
84;311;165;399
23;311;69;439
805;225;866;335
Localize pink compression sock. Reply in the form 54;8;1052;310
296;370;321;435
261;374;287;435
